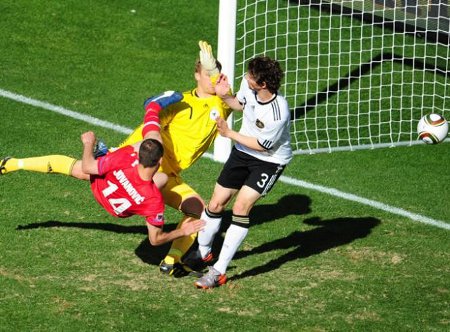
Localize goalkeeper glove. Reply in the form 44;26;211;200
198;40;220;85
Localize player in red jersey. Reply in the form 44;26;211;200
83;130;204;245
0;93;204;247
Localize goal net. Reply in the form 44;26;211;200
216;0;450;156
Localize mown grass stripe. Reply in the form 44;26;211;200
1;87;448;231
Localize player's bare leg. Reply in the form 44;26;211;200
195;186;256;289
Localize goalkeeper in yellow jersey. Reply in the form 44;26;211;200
0;41;229;277
112;40;232;275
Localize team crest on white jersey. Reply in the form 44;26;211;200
256;119;265;128
210;108;219;120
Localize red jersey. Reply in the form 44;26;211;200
90;146;165;227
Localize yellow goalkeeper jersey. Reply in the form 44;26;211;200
120;89;232;175
160;89;232;173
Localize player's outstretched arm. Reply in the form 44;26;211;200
215;117;263;151
215;74;243;111
81;131;100;175
146;219;205;246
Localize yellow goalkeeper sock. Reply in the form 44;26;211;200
3;155;76;175
163;216;198;265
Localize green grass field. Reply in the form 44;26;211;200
1;1;449;331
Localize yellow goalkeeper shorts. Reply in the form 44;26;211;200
161;174;199;211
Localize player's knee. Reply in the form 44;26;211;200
207;200;227;214
232;200;254;216
180;196;205;218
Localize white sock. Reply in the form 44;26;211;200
214;224;248;275
198;209;222;259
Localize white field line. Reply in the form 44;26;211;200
1;88;449;231
278;176;450;231
0;89;132;135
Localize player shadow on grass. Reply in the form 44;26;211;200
16;220;176;264
237;193;311;227
229;216;381;282
212;193;311;235
16;220;151;234
15;193;313;268
134;194;312;266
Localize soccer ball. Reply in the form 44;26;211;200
417;113;448;144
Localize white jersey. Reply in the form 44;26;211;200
235;78;293;165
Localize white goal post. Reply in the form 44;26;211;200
215;0;450;160
213;0;237;162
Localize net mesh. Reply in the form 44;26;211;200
234;0;450;154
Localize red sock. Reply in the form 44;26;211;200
142;102;162;137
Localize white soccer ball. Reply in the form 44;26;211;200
417;113;448;144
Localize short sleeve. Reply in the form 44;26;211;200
145;212;165;227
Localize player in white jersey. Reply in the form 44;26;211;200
234;72;292;166
194;56;293;289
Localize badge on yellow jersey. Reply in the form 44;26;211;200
210;108;220;120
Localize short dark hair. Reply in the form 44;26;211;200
139;139;164;168
247;56;284;93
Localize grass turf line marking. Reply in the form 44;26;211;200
279;176;450;231
0;89;132;135
1;88;449;231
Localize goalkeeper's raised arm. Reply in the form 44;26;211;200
198;40;220;85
